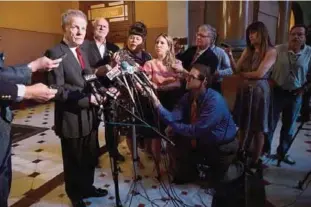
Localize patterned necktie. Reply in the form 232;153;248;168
190;99;198;148
191;51;201;66
76;47;85;69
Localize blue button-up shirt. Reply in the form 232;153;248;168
157;88;237;145
211;45;233;81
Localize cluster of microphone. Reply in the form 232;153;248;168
82;52;154;106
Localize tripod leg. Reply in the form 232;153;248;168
297;171;311;190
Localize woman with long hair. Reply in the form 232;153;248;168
142;33;185;177
226;21;277;167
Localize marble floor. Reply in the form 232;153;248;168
7;102;311;207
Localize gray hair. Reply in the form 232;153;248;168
92;17;108;28
198;24;217;43
61;9;87;28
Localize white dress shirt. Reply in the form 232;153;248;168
95;40;106;58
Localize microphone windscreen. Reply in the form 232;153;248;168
120;61;129;71
83;73;97;82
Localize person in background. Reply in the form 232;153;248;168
82;17;125;163
177;24;222;93
83;17;120;69
267;24;311;165
173;37;183;58
141;33;185;177
226;21;277;168
115;22;152;169
206;25;233;94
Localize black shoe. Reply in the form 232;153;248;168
71;200;86;207
270;154;296;165
116;151;125;162
282;154;296;165
83;187;108;198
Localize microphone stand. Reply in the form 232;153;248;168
100;97;175;207
85;81;123;207
102;100;123;207
130;87;142;181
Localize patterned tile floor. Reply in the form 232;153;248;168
8;102;311;207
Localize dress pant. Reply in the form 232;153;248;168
168;135;238;184
0;118;12;207
60;130;98;201
266;86;302;157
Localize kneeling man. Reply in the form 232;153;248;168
146;63;238;184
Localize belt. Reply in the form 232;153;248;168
274;85;299;95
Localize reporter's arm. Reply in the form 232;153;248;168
0;65;32;85
0;80;18;102
154;94;186;123
157;80;181;91
156;95;220;138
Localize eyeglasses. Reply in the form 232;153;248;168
186;74;202;81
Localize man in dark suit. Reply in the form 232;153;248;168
177;24;219;72
45;10;108;207
82;17;125;162
0;53;61;207
82;17;119;69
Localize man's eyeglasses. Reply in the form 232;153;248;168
186;74;204;81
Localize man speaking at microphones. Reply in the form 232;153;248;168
45;10;108;207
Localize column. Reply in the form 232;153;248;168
204;0;253;47
276;1;291;44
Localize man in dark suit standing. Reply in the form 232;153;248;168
177;24;219;73
83;17;119;69
82;17;125;162
0;51;61;207
45;10;108;207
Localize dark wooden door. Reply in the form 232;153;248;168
79;1;135;46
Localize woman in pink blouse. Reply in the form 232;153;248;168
141;33;185;177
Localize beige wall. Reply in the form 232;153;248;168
0;1;78;65
134;1;168;56
167;1;188;39
0;1;79;34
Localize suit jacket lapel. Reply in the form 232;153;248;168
60;42;83;71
